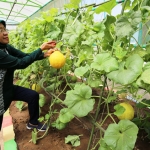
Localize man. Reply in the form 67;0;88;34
0;20;56;131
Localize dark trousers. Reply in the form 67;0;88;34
0;86;39;130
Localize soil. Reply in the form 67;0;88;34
9;87;150;150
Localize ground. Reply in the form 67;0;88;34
9;88;150;150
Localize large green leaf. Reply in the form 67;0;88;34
140;68;150;84
88;77;102;88
116;11;141;38
74;64;90;77
62;20;84;46
91;53;118;73
125;54;143;72
59;108;74;123
104;120;139;150
52;118;67;130
45;24;61;40
80;45;93;55
63;84;95;117
107;54;143;85
95;0;116;15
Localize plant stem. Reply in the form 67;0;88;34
139;0;144;9
87;76;107;150
109;114;116;123
131;36;143;50
121;0;128;15
143;23;150;44
72;12;81;26
100;114;108;126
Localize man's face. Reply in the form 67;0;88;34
0;23;9;44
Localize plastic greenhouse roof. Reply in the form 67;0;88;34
0;0;53;25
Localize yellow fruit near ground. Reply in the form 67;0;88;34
32;84;41;92
118;102;134;120
49;51;65;69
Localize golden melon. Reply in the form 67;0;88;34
118;102;134;120
49;51;65;69
32;84;41;92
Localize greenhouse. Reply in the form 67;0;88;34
0;0;150;150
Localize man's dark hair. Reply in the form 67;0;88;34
0;20;6;28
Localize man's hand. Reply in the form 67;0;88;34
40;41;56;51
44;48;57;57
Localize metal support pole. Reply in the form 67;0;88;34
6;0;17;21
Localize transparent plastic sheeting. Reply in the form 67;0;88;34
0;0;52;24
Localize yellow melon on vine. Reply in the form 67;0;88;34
118;102;134;120
49;51;66;69
32;84;41;92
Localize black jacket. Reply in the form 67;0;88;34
0;44;44;111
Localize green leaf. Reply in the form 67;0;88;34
140;69;150;84
39;94;46;107
65;135;81;147
45;81;61;92
41;8;58;22
91;53;118;73
93;22;106;33
62;20;84;46
45;25;61;40
64;0;81;9
104;29;114;42
45;114;50;120
95;0;116;14
104;120;139;150
103;15;116;42
114;104;125;116
136;99;150;108
125;0;138;10
74;64;90;77
143;62;150;70
53;118;67;130
82;31;99;45
131;46;147;57
114;46;127;60
126;54;143;73
107;96;117;103
15;101;24;111
88;77;102;88
73;83;91;99
64;83;95;117
38;116;44;122
116;11;141;38
104;15;116;28
59;108;74;123
107;54;143;85
98;139;112;150
74;51;88;67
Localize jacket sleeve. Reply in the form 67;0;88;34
7;44;44;60
0;47;44;69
